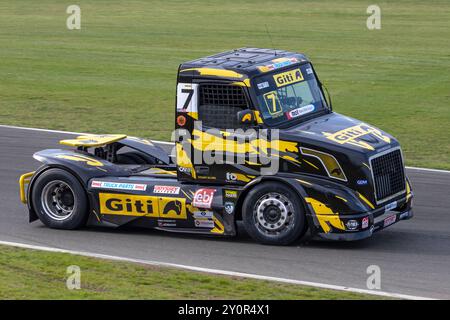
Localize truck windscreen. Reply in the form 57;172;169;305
253;63;327;126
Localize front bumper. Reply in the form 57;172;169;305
19;171;35;204
315;206;413;241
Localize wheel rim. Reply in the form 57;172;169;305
253;192;295;235
41;180;76;221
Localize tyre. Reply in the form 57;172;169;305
242;182;307;245
31;168;89;229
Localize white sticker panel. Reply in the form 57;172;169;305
176;83;198;112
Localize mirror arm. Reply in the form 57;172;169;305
320;82;333;111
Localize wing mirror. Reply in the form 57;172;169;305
237;109;257;125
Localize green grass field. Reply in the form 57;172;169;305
0;0;449;168
0;245;382;299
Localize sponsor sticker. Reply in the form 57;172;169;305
273;68;304;88
176;115;186;126
357;179;368;185
258;57;299;72
153;185;180;195
257;81;270;90
157;220;177;227
306;67;313;74
323;123;391;151
193;210;214;219
285;104;315;119
362;217;369;229
194;219;215;229
91;181;147;191
385;201;397;212
383;215;397;227
178;166;191;174
98;193;187;219
224;202;235;215
226;172;237;181
224;190;237;198
193;188;216;209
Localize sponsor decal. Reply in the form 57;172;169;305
257;81;270;90
258;57;299;72
225;173;254;183
385;201;397;212
383;214;397;227
226;172;237;181
157;220;177;227
177;115;186;126
178;166;192;174
362;217;369;229
161;199;184;218
357;179;368;186
193;188;216;209
224;202;235;215
198;175;216;180
99;193;186;219
285;104;315;119
194;219;215;229
193;210;214;219
153;185;180;195
306;67;313;74
91;181;147;191
224;190;237;198
273;68;304;88
323;123;391;151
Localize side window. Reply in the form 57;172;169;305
198;84;249;129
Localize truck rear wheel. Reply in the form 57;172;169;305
242;182;306;245
31;168;89;229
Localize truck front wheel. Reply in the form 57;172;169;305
242;182;306;245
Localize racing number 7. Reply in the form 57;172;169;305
181;88;194;110
177;83;198;112
263;91;282;115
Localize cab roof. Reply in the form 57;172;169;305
179;48;309;80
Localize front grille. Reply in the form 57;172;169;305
370;149;406;203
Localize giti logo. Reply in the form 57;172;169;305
323;123;391;151
273;68;304;88
162;200;182;216
99;193;156;217
99;193;186;219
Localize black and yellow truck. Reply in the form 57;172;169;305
19;48;413;245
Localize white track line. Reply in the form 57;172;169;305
0;240;434;300
405;166;450;174
0;124;86;135
0;124;174;145
1;124;449;172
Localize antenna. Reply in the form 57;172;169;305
265;24;277;56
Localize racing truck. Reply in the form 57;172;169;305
19;48;413;245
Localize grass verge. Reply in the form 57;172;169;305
0;0;448;168
0;245;382;300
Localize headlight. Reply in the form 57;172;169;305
345;219;359;230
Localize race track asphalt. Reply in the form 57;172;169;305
1;126;449;299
